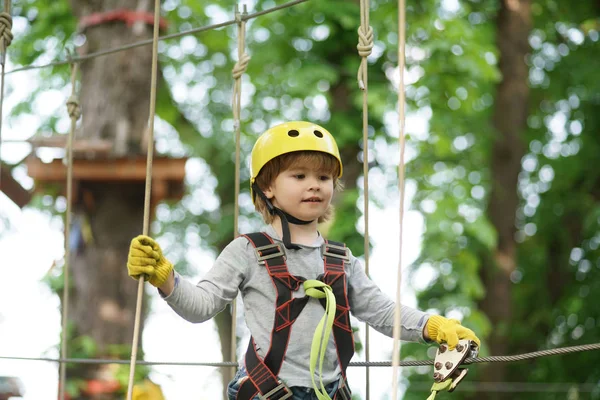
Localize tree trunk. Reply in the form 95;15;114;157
479;0;531;394
65;1;156;398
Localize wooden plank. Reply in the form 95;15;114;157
0;164;32;208
25;156;187;204
28;137;113;153
26;156;186;182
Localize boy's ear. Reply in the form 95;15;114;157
263;185;274;199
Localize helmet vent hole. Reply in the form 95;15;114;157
313;130;323;138
288;130;300;137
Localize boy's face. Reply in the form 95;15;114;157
264;165;334;222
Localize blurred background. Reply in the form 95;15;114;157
0;0;599;399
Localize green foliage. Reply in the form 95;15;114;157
11;2;76;66
8;0;600;398
403;0;600;398
62;331;151;397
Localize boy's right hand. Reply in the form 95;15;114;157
127;235;173;288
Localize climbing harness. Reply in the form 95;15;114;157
236;232;353;400
427;339;478;399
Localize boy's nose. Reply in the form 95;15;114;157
307;177;321;191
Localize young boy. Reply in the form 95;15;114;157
127;121;480;399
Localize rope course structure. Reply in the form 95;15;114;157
230;4;251;379
3;341;600;367
391;0;407;398
56;55;81;400
0;0;13;190
124;1;163;398
0;0;599;399
356;0;374;396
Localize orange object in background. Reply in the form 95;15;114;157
84;378;121;395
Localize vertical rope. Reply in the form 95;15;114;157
232;4;249;241
231;2;250;379
58;58;81;400
126;0;161;398
0;0;12;193
391;0;407;398
357;0;373;397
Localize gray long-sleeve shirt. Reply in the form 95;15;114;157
162;225;429;387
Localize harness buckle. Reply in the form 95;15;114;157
322;243;350;262
258;380;293;400
336;377;352;400
255;243;286;264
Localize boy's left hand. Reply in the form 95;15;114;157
426;315;480;350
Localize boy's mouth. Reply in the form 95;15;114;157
302;197;322;203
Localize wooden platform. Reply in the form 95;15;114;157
0;163;32;208
26;155;187;205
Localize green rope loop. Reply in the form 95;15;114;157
426;379;453;400
304;279;337;400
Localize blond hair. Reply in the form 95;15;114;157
254;151;343;224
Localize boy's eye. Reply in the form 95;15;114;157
320;175;332;181
295;174;305;179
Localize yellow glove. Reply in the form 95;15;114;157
132;379;165;400
127;235;173;287
427;315;480;350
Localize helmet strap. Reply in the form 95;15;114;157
280;209;312;225
252;183;314;250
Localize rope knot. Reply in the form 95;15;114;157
357;25;374;58
232;53;251;80
0;12;13;50
304;280;331;299
67;95;82;121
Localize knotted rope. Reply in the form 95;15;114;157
357;0;374;397
391;0;408;399
0;10;13;60
58;59;80;400
66;95;82;121
0;2;12;191
230;2;251;383
356;0;373;91
232;5;250;133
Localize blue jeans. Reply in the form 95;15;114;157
227;367;340;400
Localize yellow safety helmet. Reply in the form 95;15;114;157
250;121;343;199
132;379;165;400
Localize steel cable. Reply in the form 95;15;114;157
5;0;309;75
2;342;599;367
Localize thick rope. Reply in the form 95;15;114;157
6;0;308;75
232;4;250;238
57;59;80;400
3;342;600;367
126;1;161;398
230;2;250;383
391;0;407;398
0;2;12;194
356;0;373;91
357;0;373;397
